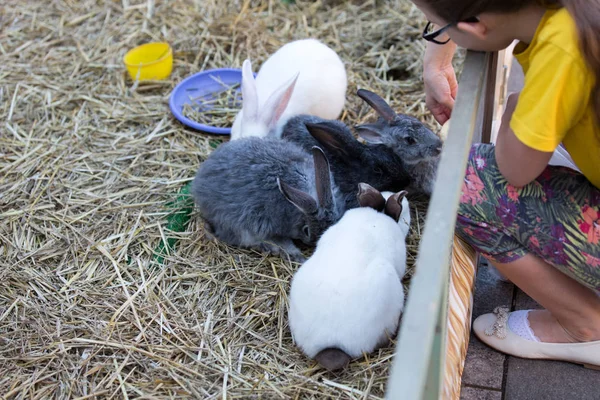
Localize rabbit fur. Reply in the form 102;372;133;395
288;183;411;371
281;115;411;209
192;137;345;262
231;39;347;140
355;89;442;196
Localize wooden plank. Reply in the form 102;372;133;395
385;50;488;400
442;236;478;400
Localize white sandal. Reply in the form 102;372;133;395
473;306;600;370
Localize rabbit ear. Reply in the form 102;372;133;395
260;72;300;130
311;146;333;209
305;123;351;157
357;183;385;211
278;177;318;215
357;89;397;122
385;190;408;222
355;124;386;144
242;59;259;122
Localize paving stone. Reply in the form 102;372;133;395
462;264;515;389
472;264;515;318
514;288;542;310
460;386;502;400
505;356;600;400
462;332;506;390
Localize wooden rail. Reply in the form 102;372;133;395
385;50;499;400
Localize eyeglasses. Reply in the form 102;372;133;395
422;17;479;45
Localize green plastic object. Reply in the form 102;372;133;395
153;182;194;265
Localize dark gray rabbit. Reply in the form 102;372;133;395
355;89;442;196
281;115;411;209
192;137;344;262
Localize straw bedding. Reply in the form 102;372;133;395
0;0;457;397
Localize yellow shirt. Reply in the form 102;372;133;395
512;8;600;188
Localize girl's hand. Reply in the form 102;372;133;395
423;65;458;124
423;40;458;125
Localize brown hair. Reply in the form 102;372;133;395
423;0;600;125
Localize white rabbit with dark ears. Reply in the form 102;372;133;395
288;183;411;371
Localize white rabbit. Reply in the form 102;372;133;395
288;183;411;371
231;39;347;140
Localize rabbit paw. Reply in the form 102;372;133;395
203;221;216;241
259;239;306;263
287;251;307;263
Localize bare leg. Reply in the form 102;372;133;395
492;253;600;343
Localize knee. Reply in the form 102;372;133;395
457;145;498;227
458;145;495;216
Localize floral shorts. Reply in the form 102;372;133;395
456;144;600;292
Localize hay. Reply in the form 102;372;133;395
0;0;449;397
182;78;242;127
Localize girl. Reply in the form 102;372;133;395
415;0;600;367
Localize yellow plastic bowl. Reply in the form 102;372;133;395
123;42;173;81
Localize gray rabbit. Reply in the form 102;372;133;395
192;137;344;262
281;115;411;209
355;89;442;196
